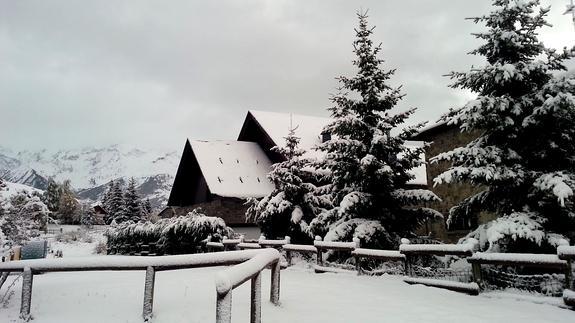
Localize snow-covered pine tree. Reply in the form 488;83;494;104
57;179;79;224
308;12;441;249
110;180;128;223
102;180;115;224
124;177;143;222
432;0;575;252
143;198;153;216
246;127;318;243
80;203;96;228
43;178;61;212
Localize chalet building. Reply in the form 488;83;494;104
411;122;495;242
163;110;428;239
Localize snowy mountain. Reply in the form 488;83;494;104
0;152;49;190
0;145;180;209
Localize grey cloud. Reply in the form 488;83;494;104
0;0;572;152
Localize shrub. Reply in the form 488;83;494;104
105;209;233;255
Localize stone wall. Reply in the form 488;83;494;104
413;124;495;242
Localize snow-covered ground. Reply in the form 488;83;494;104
1;231;573;323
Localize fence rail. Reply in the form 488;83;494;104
0;249;281;322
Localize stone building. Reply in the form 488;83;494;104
411;122;495;242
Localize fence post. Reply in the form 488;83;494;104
250;272;262;323
270;261;281;305
216;291;232;323
20;267;33;321
404;255;411;276
355;255;362;276
316;248;323;266
315;236;323;266
286;250;292;267
565;259;573;290
143;266;156;321
471;262;482;288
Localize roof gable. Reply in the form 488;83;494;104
246;110;428;186
248;110;331;154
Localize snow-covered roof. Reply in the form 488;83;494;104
404;141;427;186
249;110;428;186
190;140;275;198
249;110;331;153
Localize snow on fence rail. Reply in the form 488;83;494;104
403;277;479;295
352;249;406;275
399;241;477;257
283;244;318;266
558;246;575;260
399;240;478;294
313;237;360;272
0;249;281;323
467;252;572;293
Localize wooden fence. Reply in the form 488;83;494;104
0;249;281;323
204;236;575;305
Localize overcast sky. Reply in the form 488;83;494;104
1;0;574;152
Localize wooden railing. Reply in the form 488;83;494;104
0;249;281;322
215;249;281;323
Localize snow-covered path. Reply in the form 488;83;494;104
1;265;573;323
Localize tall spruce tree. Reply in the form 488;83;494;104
247;127;319;243
102;180;115;224
109;180;128;223
57;179;79;224
124;177;143;222
43;178;61;213
308;12;441;249
433;0;575;252
143;198;153;216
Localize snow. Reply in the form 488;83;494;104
189;140;275;198
248;110;331;157
259;237;290;246
468;252;567;266
0;250;267;272
283;244;318;253
533;172;574;207
215;248;279;293
249;110;428;185
0;145;179;190
557;245;575;259
314;239;359;250
0;180;42;204
237;242;261;249
403;141;428;186
2;267;574;322
399;242;477;254
403;277;479;294
352;248;405;260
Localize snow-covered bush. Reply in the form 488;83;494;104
433;0;575;252
1;191;49;246
307;12;441;249
105;209;233;254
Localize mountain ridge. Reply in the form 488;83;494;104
0;145;180;209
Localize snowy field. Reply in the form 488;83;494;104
1;266;573;323
1;230;574;323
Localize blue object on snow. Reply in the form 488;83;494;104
21;240;48;260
